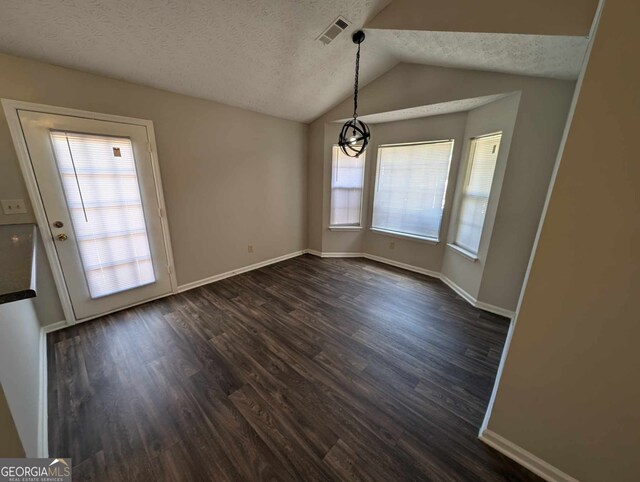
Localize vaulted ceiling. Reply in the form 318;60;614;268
0;0;597;123
336;94;514;124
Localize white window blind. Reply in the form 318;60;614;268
330;145;365;227
372;141;454;240
50;131;156;298
454;133;502;254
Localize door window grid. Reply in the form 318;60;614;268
50;131;156;298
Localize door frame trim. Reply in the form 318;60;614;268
2;99;178;325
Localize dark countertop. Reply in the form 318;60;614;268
0;224;37;304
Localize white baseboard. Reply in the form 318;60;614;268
309;251;514;318
177;250;306;293
440;274;515;319
37;329;48;458
308;250;438;278
42;319;68;334
37;319;68;458
307;250;364;258
439;274;478;306
479;316;516;435
479;429;578;482
475;300;515;319
362;253;440;279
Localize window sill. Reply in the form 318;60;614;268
329;226;363;232
369;228;439;245
447;243;479;262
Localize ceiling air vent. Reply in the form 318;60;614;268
317;16;350;45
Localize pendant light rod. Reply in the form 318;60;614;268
351;30;365;120
338;30;370;157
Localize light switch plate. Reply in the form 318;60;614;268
1;199;28;214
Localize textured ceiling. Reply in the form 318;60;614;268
0;1;588;122
0;0;394;123
366;0;598;36
367;30;589;80
335;94;514;124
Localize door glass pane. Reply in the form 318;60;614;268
50;131;156;298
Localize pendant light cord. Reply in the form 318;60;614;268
338;30;369;157
353;42;361;120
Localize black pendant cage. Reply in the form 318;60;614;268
339;118;370;157
338;30;370;158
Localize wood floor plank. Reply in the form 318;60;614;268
48;255;540;481
229;384;337;481
323;439;378;482
211;332;341;460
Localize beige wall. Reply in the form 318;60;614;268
307;121;324;253
32;235;64;326
442;94;519;303
0;299;42;457
0;383;24;457
487;0;640;480
309;64;574;311
0;52;307;325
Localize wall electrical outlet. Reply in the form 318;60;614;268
1;199;28;215
389;241;395;250
248;245;254;253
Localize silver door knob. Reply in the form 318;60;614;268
57;233;68;241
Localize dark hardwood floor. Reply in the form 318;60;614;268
48;255;539;481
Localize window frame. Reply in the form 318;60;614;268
329;144;366;229
450;131;503;257
370;139;455;243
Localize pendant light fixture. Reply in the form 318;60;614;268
338;30;370;158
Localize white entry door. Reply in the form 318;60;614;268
18;110;174;321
